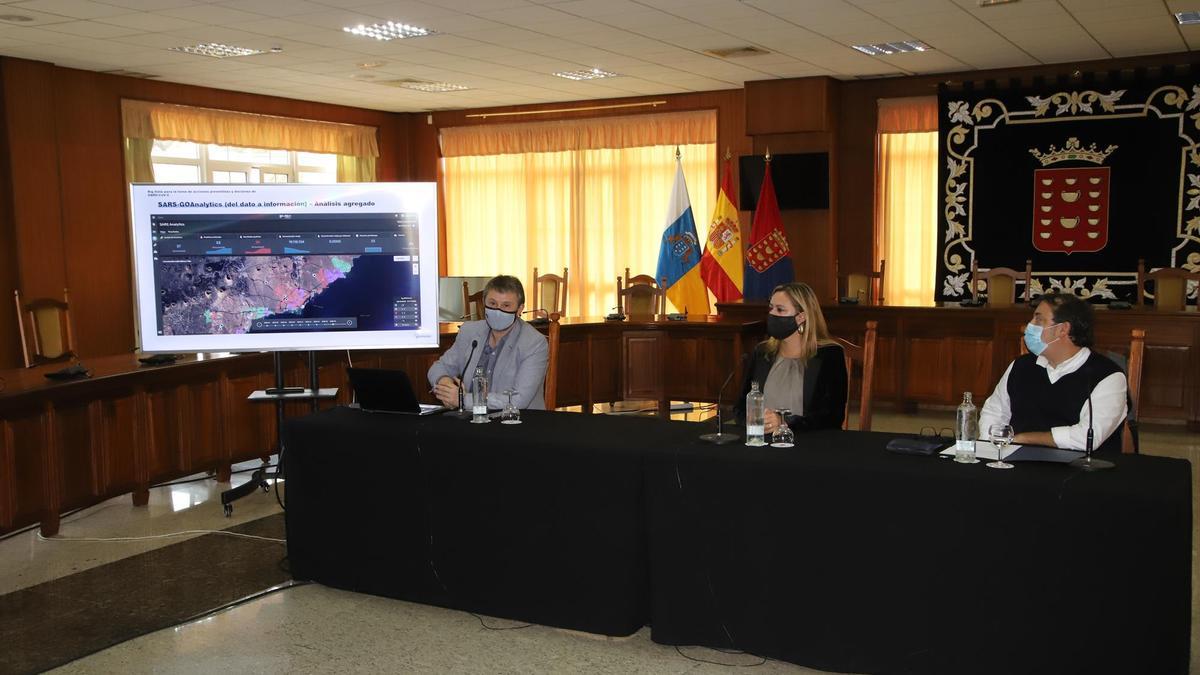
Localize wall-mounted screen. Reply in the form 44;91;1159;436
130;183;439;353
739;152;830;210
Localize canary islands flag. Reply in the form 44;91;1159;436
656;155;710;315
743;157;793;300
699;154;743;302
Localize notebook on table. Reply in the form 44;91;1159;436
346;367;446;415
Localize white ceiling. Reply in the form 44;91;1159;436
0;0;1194;112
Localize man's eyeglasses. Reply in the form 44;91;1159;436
919;426;955;440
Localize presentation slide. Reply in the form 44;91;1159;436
130;183;439;353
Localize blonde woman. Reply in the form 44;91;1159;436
736;282;848;433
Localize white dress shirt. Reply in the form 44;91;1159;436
978;347;1128;451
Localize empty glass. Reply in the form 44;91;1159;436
770;409;794;448
987;423;1015;470
501;389;521;425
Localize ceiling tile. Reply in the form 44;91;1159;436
7;0;132;20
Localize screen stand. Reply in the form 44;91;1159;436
221;351;335;517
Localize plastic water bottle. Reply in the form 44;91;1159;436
955;392;978;463
746;381;766;446
471;366;489;423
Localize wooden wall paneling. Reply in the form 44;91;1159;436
950;338;995;401
0;65;19;370
183;378;223;472
745;78;835;135
97;389;138;498
6;410;47;532
553;334;590;408
622;331;663;401
132;385;150;506
1;59;67;304
39;402;61;535
1;419;13;529
144;384;183;483
903;338;951;402
1141;345;1190;415
51;396;98;511
873;336;897;399
589;335;620;406
54;67;135;359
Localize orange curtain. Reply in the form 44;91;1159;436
876;96;938;306
442;112;717;317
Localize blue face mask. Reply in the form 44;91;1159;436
1023;321;1060;356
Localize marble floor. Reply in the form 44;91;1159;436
1;408;1195;675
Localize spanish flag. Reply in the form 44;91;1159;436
656;152;710;315
699;154;743;302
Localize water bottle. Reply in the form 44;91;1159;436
955;391;978;463
746;381;766;446
471;366;489;423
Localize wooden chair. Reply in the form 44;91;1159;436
1104;328;1145;454
1137;259;1199;311
616;271;664;317
461;281;485;320
835;259;886;305
533;267;568;317
971;259;1032;308
832;320;877;431
14;288;76;368
544;312;561;410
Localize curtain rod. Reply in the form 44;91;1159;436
464;100;668;119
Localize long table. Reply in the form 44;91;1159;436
283;408;1192;674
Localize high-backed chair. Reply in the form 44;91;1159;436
1137;259;1199;311
533;267;568;317
616;271;664;317
1104;328;1145;454
544;312;561;410
835;259;886;305
461;281;485;320
832;320;877;431
14;288;76;368
971;259;1033;308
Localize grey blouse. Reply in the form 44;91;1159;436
763;356;806;415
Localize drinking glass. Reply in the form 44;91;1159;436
501;389;521;425
987;423;1015;470
770;409;794;448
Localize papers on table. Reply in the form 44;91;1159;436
938;441;1021;461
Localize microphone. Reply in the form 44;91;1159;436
1070;372;1114;471
700;353;748;444
454;339;478;419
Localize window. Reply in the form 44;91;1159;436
440;111;717;317
876;97;938;306
150;141;337;184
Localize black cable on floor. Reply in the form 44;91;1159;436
152;464;278;489
673;645;766;667
469;612;533;631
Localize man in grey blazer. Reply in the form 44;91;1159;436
428;275;549;410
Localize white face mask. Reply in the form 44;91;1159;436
485;306;517;331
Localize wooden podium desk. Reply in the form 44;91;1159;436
0;316;760;537
719;301;1200;428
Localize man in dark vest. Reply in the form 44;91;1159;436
979;292;1128;454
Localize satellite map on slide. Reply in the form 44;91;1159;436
157;255;358;335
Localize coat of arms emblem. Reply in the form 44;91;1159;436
1029;137;1116;254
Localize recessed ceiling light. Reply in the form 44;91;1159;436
553;68;619;81
852;41;931;56
702;46;770;59
343;21;432;41
380;79;469;92
0;14;35;22
1175;11;1200;25
357;61;386;69
979;0;1019;6
169;43;265;58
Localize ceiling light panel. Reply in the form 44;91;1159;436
1176;11;1200;25
343;21;432;41
553;68;619;80
169;43;265;58
852;40;931;56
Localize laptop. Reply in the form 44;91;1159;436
346;367;446;415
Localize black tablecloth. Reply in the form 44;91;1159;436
644;430;1193;675
284;408;1192;673
285;407;695;636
